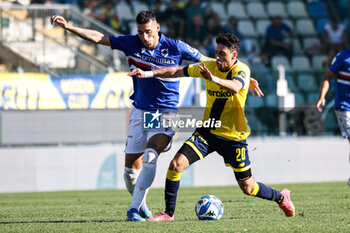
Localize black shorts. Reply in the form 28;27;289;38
178;129;252;181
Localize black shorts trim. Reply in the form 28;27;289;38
178;143;200;165
234;168;252;181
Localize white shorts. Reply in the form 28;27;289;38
124;108;176;154
335;110;350;138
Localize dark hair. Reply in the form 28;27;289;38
216;33;240;52
136;11;157;24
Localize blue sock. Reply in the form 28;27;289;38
164;169;181;216
251;182;281;202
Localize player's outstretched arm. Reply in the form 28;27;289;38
316;69;334;112
199;63;242;93
199;54;214;62
128;67;185;78
249;77;264;97
50;15;111;46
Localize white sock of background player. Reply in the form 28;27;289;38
124;167;141;195
129;148;158;210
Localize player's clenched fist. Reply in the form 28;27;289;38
316;98;325;113
50;15;68;29
128;68;146;78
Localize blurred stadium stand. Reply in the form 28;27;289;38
0;3;127;74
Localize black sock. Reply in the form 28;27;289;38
165;208;175;217
276;193;284;204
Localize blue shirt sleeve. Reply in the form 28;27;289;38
177;40;202;62
329;51;344;74
109;35;133;51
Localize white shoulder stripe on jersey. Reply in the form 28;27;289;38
339;71;350;77
337;79;350;85
155;77;180;82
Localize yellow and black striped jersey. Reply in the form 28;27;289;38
184;59;251;141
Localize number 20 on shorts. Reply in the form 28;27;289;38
236;148;246;161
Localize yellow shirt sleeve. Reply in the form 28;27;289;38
232;65;250;90
186;62;203;78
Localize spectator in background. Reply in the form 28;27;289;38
323;18;349;66
205;12;224;57
185;13;207;53
262;16;293;65
83;0;120;31
151;0;168;35
53;0;82;9
185;0;205;23
224;16;255;62
100;0;119;31
224;16;242;41
163;0;185;39
152;0;165;23
251;56;275;94
124;0;136;16
83;0;103;23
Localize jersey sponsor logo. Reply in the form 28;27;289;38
134;53;176;65
207;89;234;97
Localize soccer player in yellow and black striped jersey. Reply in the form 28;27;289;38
128;33;295;221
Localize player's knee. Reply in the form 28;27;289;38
169;158;187;173
142;148;159;165
125;153;143;168
169;160;182;173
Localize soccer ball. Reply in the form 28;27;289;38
195;195;224;220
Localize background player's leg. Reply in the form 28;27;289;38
124;153;143;195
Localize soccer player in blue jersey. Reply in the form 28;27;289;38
51;11;263;221
316;49;350;186
129;33;295;221
51;11;209;221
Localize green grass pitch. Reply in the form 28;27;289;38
0;182;349;232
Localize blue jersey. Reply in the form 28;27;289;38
109;33;201;112
329;49;350;111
